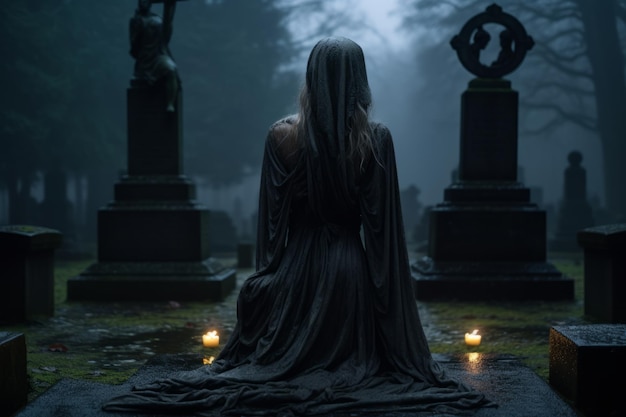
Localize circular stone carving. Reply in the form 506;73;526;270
450;4;534;78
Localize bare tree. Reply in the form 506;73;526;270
403;0;626;221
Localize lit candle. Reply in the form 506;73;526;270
465;329;481;346
202;331;219;347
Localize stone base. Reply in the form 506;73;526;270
428;202;547;262
549;324;626;417
412;257;574;301
97;202;210;262
0;332;27;416
67;259;236;301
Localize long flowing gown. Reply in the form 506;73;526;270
103;36;495;416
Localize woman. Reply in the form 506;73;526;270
103;36;495;416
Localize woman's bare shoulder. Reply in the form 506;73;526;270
268;115;301;168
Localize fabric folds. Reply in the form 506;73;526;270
103;36;495;416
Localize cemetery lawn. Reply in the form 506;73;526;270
420;253;586;382
9;253;584;404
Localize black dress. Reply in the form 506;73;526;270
103;36;495;416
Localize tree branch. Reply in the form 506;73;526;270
520;100;597;132
514;1;581;22
533;45;592;79
541;27;585;46
525;80;595;98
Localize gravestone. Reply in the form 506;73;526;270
412;4;574;301
67;0;235;301
0;332;27;416
400;185;423;245
0;225;62;323
551;150;594;252
549;325;626;417
577;223;626;323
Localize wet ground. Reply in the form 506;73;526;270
4;253;589;416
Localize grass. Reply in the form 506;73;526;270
422;256;586;381
9;258;234;402
5;253;586;403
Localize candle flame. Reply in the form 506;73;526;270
206;330;217;337
471;329;479;335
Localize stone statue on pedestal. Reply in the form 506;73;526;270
129;0;182;111
68;0;236;302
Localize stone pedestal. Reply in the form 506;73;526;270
0;225;62;323
68;85;235;301
549;325;626;417
577;224;626;322
0;332;27;416
412;79;573;301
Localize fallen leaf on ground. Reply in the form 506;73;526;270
48;343;69;352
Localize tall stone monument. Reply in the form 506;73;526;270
412;4;574;301
68;0;236;301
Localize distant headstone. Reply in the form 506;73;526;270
400;185;423;245
414;205;432;253
0;225;62;323
412;4;573;301
550;325;626;417
551;151;594;252
577;223;626;322
0;332;27;416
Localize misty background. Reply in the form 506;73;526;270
1;0;624;250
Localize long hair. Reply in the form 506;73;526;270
296;83;375;173
292;37;380;217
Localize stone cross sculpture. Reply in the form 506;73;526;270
450;3;534;79
129;0;187;111
411;3;574;302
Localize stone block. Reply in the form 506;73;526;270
459;79;518;182
577;223;626;322
428;205;546;262
0;225;62;323
549;325;626;417
412;257;573;301
0;332;27;416
97;204;210;262
114;175;196;202
127;86;183;176
67;260;237;302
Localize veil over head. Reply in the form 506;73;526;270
303;37;373;219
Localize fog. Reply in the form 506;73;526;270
1;0;615;242
351;1;603;210
262;0;605;212
204;0;603;221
